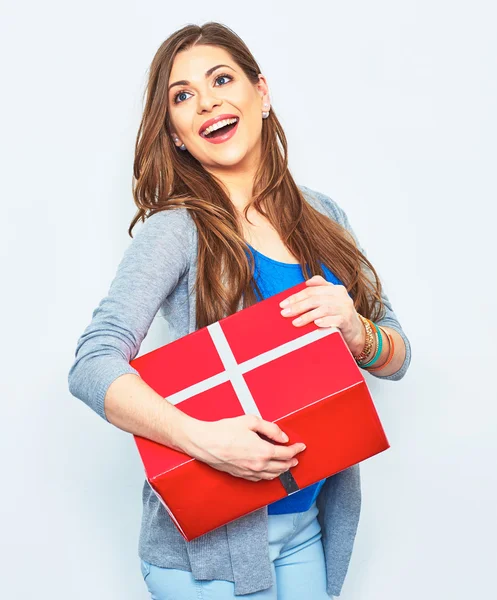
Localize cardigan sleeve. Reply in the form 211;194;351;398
303;187;412;381
67;208;193;422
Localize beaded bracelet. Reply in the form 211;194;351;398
359;321;383;368
365;326;395;372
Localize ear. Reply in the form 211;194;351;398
256;73;270;107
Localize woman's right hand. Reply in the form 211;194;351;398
182;414;306;482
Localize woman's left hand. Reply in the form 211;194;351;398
279;275;365;356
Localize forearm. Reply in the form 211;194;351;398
104;373;198;454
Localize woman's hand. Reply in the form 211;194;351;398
182;415;306;482
279;274;365;356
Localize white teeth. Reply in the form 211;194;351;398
202;117;238;136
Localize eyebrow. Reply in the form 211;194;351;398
168;64;234;93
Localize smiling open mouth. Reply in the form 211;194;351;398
201;117;239;138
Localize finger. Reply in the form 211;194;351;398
259;460;299;480
237;472;272;481
305;275;333;287
314;315;344;328
314;313;347;329
286;305;330;328
294;308;347;329
252;475;276;482
280;288;337;313
242;475;261;482
231;468;268;482
271;442;307;461
251;417;289;444
264;458;299;474
257;472;280;481
279;281;335;309
280;295;331;320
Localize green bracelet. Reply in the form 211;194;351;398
360;322;383;368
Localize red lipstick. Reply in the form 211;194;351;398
198;114;240;144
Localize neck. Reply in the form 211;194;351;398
202;141;262;213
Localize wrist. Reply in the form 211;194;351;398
358;322;381;367
349;322;366;356
173;413;210;461
358;338;377;365
165;409;203;457
352;314;375;362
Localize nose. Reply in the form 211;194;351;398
197;91;222;114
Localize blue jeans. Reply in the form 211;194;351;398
139;500;332;599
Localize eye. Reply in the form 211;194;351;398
215;73;233;86
173;73;234;104
173;90;192;104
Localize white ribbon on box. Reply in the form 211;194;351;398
166;322;340;415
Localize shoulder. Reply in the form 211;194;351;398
297;184;347;227
125;205;195;267
133;205;195;246
140;205;194;232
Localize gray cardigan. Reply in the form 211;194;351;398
68;185;412;597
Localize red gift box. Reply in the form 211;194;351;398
131;281;390;541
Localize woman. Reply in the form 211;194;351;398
68;21;411;600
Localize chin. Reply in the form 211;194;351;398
210;146;249;167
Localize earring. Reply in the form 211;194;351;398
174;137;187;151
262;102;270;119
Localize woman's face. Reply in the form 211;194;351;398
167;45;270;172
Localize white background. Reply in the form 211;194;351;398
1;1;495;599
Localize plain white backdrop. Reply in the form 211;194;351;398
1;1;495;599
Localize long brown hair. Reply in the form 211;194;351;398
129;21;386;330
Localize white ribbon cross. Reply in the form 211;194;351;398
165;322;339;415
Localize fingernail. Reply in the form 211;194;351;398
301;444;306;450
280;299;289;308
281;432;289;442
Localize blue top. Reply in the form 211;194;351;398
246;243;344;514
